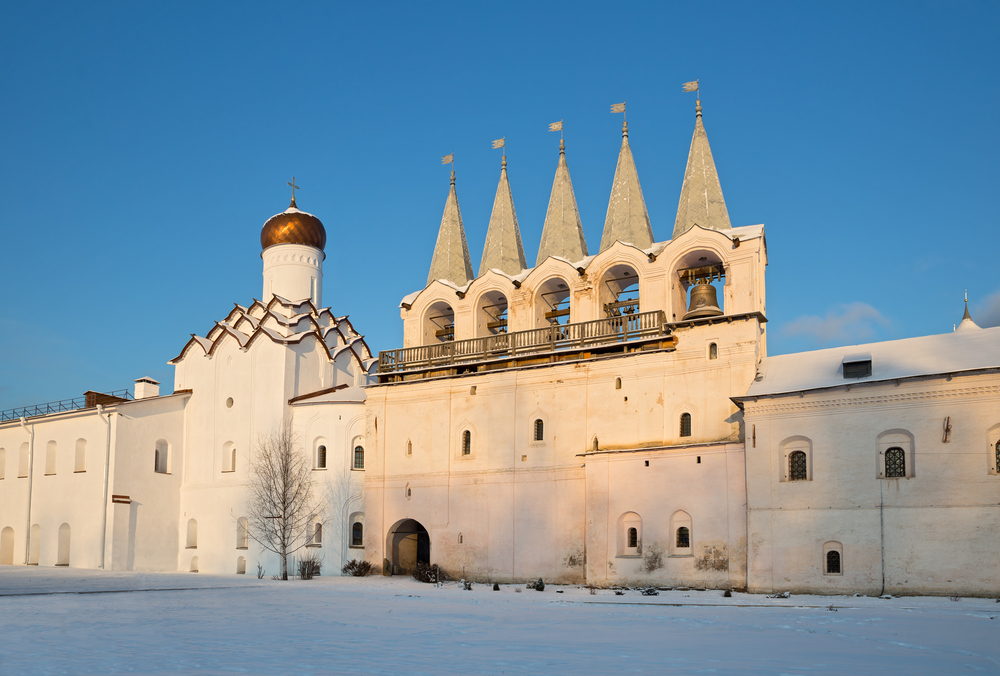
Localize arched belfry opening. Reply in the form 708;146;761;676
423;301;455;344
386;518;430;576
600;264;640;318
477;290;508;337
674;252;724;321
535;277;571;329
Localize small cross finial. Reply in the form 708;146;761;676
287;177;300;206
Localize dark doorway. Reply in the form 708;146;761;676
388;519;430;575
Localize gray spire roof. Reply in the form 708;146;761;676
600;121;653;252
479;156;527;277
537;139;588;265
956;296;981;332
426;171;474;287
672;100;731;238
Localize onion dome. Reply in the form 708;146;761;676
260;196;327;252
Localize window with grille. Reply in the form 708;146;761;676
885;447;905;478
709;343;718;360
462;431;471;456
317;445;327;469
826;550;841;574
789;451;808;480
627;527;637;548
352;522;363;547
534;419;544;441
995;440;999;474
353;446;364;470
680;413;692;437
676;526;690;548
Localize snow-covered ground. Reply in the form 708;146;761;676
1;566;998;675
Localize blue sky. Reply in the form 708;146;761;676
1;1;998;410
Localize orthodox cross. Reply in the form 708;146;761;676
287;177;300;200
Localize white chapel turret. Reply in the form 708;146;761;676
260;187;326;306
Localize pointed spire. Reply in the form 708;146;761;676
537;139;588;265
673;99;732;238
600;121;653;252
479;155;527;277
956;290;981;332
427;170;474;287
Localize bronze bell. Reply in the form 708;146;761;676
683;280;723;320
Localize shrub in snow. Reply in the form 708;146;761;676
493;583;500;591
534;578;545;592
461;579;472;591
514;587;522;593
298;554;322;580
766;591;790;599
256;564;266;580
641;588;659;596
412;562;445;583
341;559;376;577
614;590;625;596
723;590;732;597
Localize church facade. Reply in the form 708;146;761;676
1;100;997;596
0;198;373;577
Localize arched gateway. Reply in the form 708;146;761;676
386;519;430;575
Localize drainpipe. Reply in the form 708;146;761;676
19;417;34;565
98;405;113;569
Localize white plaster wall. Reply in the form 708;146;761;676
262;243;324;306
744;371;1000;596
585;443;747;588
366;318;758;584
109;396;187;571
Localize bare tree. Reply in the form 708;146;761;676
247;420;321;580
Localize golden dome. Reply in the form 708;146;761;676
260;197;327;251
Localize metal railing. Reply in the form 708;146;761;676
0;389;134;422
378;310;667;374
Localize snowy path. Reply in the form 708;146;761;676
1;567;998;675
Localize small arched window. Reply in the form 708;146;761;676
593;436;599;451
190;556;199;573
627;527;638;548
885;447;905;478
154;440;168;474
406;440;412;456
826;550;841;574
317;445;327;469
352;522;363;547
789;451;808;481
680;413;692;438
676;526;691;549
313;523;322;546
57;523;71;566
615;377;622;390
236;556;246;575
45;441;57;475
533;419;544;442
995;440;999;474
405;484;412;498
186;519;198;549
74;439;87;472
462;431;471;456
236;517;249;549
709;343;718;360
354;446;365;470
231;448;237;472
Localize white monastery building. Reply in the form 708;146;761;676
2;100;998;596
